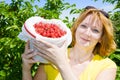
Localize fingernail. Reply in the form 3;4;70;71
33;51;37;55
31;49;34;51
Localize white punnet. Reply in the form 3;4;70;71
18;16;72;63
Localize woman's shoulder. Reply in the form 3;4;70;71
91;54;117;69
80;55;117;80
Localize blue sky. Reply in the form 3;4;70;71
4;0;115;11
60;0;114;20
64;0;114;11
34;0;115;20
4;0;115;20
32;0;114;11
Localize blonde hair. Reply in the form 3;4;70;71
71;9;116;56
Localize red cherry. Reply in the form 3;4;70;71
33;22;66;38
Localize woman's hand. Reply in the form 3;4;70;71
21;40;38;71
33;39;68;67
33;40;78;80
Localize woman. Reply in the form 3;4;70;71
22;6;117;80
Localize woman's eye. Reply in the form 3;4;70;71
92;29;99;33
80;25;87;28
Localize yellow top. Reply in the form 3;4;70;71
44;50;117;80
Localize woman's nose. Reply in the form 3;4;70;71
85;28;91;37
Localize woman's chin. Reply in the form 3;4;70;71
78;40;90;47
83;42;90;47
77;42;94;49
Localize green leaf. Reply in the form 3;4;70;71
0;70;6;76
116;49;120;52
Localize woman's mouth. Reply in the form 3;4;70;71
79;37;90;46
81;37;90;42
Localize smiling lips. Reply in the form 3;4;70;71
80;37;90;42
80;37;90;46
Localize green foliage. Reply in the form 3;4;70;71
92;1;120;79
0;0;33;79
109;49;120;79
0;0;76;80
97;0;120;79
111;11;120;48
0;0;120;80
93;0;120;9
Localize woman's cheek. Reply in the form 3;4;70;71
92;33;102;40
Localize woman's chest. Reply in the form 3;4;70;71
70;61;90;78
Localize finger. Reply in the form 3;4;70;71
36;51;50;61
33;40;49;52
26;40;30;49
27;49;34;54
24;40;30;53
35;39;54;48
61;40;67;49
33;44;48;54
24;49;34;56
25;51;37;59
22;49;34;59
27;59;38;63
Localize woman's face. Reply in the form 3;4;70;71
75;14;103;48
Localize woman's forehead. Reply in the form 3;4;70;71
81;14;103;28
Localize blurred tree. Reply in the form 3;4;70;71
0;0;77;80
0;0;120;80
93;0;120;80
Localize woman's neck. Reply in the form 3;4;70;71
69;45;94;65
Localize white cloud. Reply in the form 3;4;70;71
60;9;79;21
100;4;115;12
60;4;115;21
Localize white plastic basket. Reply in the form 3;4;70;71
18;16;72;63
